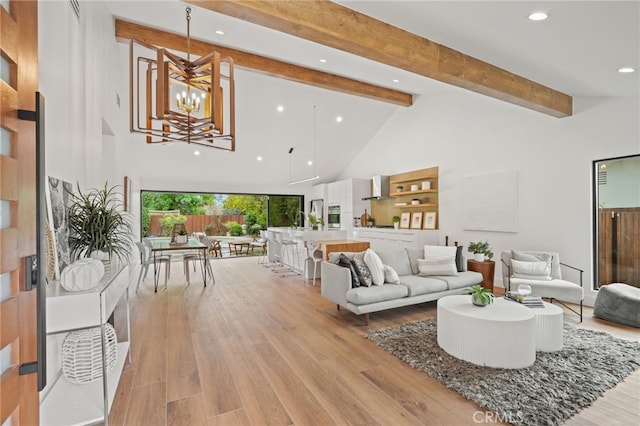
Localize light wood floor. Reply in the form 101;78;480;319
108;257;640;426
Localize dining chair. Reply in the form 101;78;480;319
136;240;170;291
303;240;323;285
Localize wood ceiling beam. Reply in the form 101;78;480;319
115;19;413;107
187;0;572;117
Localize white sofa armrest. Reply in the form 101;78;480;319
321;261;352;308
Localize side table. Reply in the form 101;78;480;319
467;259;495;292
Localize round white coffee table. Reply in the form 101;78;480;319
533;302;564;351
437;295;535;369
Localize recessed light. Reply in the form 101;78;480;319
215;30;224;35
307;160;313;166
528;12;548;21
392;79;400;83
257;156;263;161
336;116;343;123
194;150;200;156
277;105;284;112
618;67;635;73
319;59;327;63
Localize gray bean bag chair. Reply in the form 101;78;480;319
593;283;640;328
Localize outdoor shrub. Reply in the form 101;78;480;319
224;221;243;236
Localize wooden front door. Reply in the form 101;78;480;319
1;1;40;425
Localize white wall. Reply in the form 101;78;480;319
38;0;135;396
340;91;640;305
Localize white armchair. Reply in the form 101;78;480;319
501;250;584;322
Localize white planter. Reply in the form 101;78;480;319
176;235;188;244
393;222;399;230
421;181;431;190
474;253;486;262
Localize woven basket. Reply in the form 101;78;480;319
62;323;118;384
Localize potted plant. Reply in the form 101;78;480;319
396;185;404;193
467;284;494;307
308;213;320;230
176;228;188;244
467;240;493;262
67;182;133;265
392;215;400;230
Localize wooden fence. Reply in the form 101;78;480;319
598;207;639;287
148;214;245;237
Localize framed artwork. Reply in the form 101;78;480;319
423;212;437;229
410;212;423;229
124;176;132;212
47;177;73;279
400;212;411;229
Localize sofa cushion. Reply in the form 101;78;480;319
406;248;423;275
398;274;448;296
364;249;385;286
346;284;409;305
510;277;583;302
383;264;400;284
417;258;458;276
377;250;412;276
434;271;483;290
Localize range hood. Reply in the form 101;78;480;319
362;175;390;200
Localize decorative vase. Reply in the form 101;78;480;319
472;295;490;307
474;253;485;262
393;222;399;230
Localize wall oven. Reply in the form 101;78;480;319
327;205;341;229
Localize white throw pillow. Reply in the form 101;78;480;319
417;258;458;276
511;259;552;281
383;264;400;284
364;249;385;286
60;258;105;291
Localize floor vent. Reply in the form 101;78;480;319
70;0;79;20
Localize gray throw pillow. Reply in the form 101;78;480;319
337;254;360;288
352;257;373;287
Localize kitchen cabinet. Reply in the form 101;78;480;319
41;263;132;426
327;178;370;230
354;228;440;252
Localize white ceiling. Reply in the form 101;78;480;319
103;0;639;188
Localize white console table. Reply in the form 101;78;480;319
437;295;535;369
41;263;131;426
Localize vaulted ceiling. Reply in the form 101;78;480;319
104;0;639;188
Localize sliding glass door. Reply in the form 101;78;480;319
593;154;640;288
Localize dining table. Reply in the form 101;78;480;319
148;237;211;292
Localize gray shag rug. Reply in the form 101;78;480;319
367;318;640;426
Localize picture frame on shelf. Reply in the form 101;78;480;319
423;212;437;229
400;212;411;229
410;212;423;229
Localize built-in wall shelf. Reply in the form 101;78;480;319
395;203;437;208
371;166;439;229
393;189;438;196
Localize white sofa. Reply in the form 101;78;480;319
500;250;584;321
321;247;483;325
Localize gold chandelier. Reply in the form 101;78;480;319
129;7;235;150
